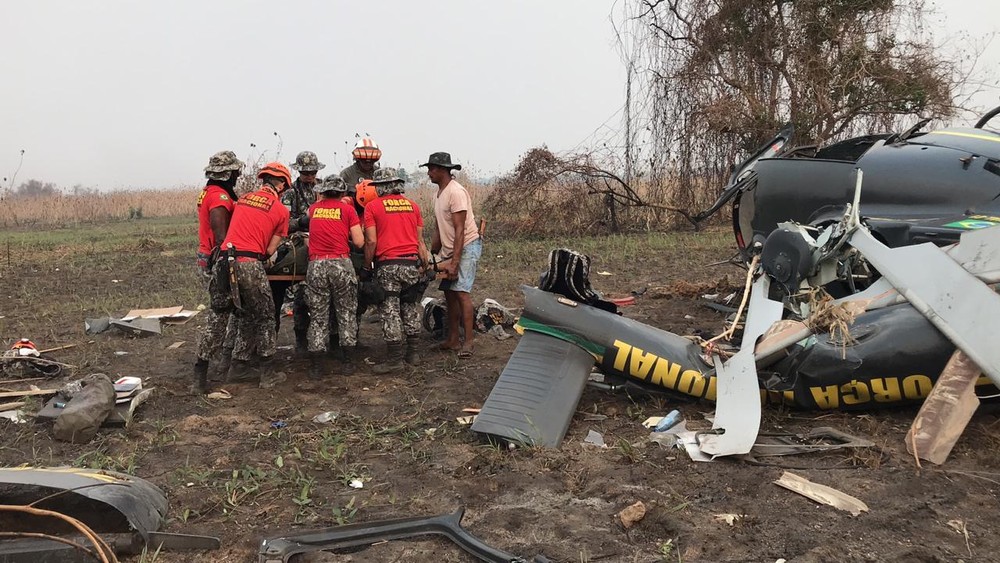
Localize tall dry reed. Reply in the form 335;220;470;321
1;188;200;227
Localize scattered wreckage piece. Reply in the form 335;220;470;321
472;285;712;448
258;507;548;563
774;471;869;516
0;531;220;563
471;331;594;447
906;350;981;466
748;427;875;458
0;467;218;561
0;467;166;537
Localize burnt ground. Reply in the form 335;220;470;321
1;216;998;562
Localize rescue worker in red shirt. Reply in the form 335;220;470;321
192;150;242;394
221;162;292;383
303;175;364;379
363;168;432;374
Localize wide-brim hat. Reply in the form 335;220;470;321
420;152;462;171
204;150;244;180
290;150;326;172
290;162;326;172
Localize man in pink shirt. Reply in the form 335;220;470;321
421;152;482;358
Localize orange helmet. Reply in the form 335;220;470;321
258;161;292;191
354;179;379;208
11;338;39;357
352;138;382;161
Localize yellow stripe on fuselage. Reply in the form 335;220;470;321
926;130;1000;143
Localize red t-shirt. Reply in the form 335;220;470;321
307;199;360;259
222;186;290;257
363;195;423;259
197;185;235;257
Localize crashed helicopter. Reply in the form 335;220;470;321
472;108;1000;451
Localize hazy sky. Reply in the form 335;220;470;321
2;0;997;189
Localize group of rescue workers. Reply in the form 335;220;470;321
191;139;482;394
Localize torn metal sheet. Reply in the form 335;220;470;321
849;226;1000;387
947;223;1000;281
0;467;166;536
749;427;875;457
906;349;981;465
700;276;783;457
110;318;162;336
258;507;548;563
471;331;594;447
84;317;111;335
774;471;869;516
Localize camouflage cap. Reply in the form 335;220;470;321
314;174;347;193
372;168;405;196
290;151;326;172
371;167;404;185
204;150;245;180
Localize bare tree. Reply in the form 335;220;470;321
622;0;980;210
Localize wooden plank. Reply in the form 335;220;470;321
0;401;26;411
0;389;58;399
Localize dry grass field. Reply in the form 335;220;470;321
1;212;999;562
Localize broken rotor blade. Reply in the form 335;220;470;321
701;276;783;457
849;226;1000;387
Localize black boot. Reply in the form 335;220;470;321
404;335;421;366
327;334;341;358
373;342;405;375
340;345;356;376
210;349;232;382
308;351;326;380
295;329;309;357
226;359;256;382
191;359;209;395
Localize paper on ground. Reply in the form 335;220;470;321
774;471;869;516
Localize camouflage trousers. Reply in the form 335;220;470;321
231;260;276;361
376;264;422;344
196;263;233;362
304;258;358;352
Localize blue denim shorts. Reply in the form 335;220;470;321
439;238;482;293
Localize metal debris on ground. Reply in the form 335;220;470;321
0;467;220;560
257;507;548;563
583;429;607;448
312;411;338;424
0;409;27;424
746;427;875;458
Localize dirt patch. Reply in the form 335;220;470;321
0;221;998;562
